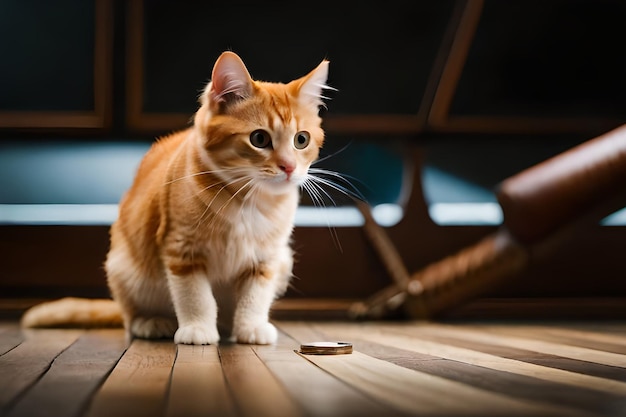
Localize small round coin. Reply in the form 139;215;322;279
299;341;353;355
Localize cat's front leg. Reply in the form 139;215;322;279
166;270;220;345
232;268;280;345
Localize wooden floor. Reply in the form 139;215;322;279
1;320;625;417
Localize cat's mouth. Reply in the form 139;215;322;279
262;172;302;190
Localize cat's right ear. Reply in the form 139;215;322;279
207;52;254;106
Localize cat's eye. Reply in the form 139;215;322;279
294;131;310;149
250;130;272;148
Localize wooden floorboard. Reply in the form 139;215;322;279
324;336;619;414
254;331;397;417
283;322;590;417
166;344;236;417
85;339;175;417
0;322;23;356
6;329;127;417
218;342;304;417
0;329;82;413
306;322;626;417
0;320;624;417
476;324;626;355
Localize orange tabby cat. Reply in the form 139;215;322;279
21;51;330;345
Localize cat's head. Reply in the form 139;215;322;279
194;51;331;195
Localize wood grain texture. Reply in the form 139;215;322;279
305;349;578;417
309;325;625;416
475;323;626;354
323;322;626;393
0;329;82;412
306;322;626;416
218;343;304;417
6;329;127;417
252;331;397;417
0;323;24;356
413;324;626;368
166;344;236;417
1;320;624;417
85;339;175;417
281;322;589;417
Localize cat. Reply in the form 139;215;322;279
21;51;332;345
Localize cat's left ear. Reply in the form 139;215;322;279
296;60;333;108
207;51;254;105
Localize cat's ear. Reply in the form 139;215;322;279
296;60;333;108
208;52;254;105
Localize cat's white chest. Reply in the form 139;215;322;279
205;200;295;282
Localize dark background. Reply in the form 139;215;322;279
1;0;625;318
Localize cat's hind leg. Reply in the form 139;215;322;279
130;316;178;339
106;245;178;340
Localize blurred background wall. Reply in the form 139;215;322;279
1;0;625;318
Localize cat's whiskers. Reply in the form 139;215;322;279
165;170;213;185
165;166;249;185
215;177;256;217
204;178;255;232
301;180;328;211
200;176;257;232
307;168;366;201
301;167;367;253
300;175;338;252
194;175;248;232
239;180;263;221
168;167;250;207
304;177;338;207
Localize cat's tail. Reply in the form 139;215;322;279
21;297;123;328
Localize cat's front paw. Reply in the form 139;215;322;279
174;324;220;345
234;322;277;345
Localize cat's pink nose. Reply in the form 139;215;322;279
279;163;295;175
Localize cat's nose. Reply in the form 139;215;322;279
279;163;295;175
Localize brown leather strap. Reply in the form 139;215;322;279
497;125;626;244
